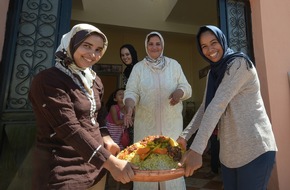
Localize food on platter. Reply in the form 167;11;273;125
117;135;185;181
117;135;184;170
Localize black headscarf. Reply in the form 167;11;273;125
196;25;254;110
120;44;138;78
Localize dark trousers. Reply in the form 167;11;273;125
221;151;276;190
210;134;220;173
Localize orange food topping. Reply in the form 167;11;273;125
136;147;151;155
152;147;168;154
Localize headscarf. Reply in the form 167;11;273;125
55;23;108;96
54;23;108;125
144;31;166;70
196;25;253;110
120;44;138;78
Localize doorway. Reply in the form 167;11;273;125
70;1;219;111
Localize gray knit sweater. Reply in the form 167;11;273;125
180;57;277;168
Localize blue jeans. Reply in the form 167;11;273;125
221;151;276;190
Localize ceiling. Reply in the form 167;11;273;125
71;0;218;35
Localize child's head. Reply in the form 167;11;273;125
106;88;125;111
113;88;125;103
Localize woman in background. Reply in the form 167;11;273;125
119;44;138;145
120;44;138;87
124;31;192;190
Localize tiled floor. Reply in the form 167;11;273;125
105;153;223;190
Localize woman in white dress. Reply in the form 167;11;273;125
123;31;192;190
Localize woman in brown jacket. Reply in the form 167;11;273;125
29;23;136;190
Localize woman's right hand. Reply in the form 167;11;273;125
176;136;187;150
124;106;134;127
103;155;138;183
103;135;120;156
124;98;135;127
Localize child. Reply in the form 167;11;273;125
106;88;127;150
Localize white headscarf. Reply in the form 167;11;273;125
55;23;108;95
144;31;166;70
54;24;108;125
56;23;108;58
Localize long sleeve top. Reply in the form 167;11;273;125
180;57;277;168
125;56;192;142
29;67;111;189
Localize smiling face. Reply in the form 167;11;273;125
199;31;224;63
147;35;163;59
73;34;104;68
120;47;132;65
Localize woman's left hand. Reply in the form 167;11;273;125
103;135;120;156
169;89;184;106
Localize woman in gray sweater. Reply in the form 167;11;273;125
177;25;277;190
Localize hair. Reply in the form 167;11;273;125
146;33;160;43
105;87;125;112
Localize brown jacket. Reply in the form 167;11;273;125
29;67;111;190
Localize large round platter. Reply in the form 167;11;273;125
132;167;185;182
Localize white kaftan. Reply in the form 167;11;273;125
124;56;192;190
